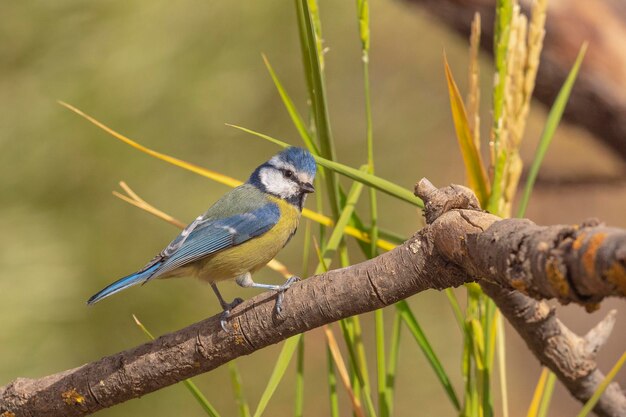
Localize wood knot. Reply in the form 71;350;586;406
414;178;482;224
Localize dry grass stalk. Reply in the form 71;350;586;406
323;325;366;417
500;6;527;216
516;0;548;141
467;12;482;150
504;6;526;148
496;0;548;216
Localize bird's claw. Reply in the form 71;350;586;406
275;276;300;314
219;297;244;332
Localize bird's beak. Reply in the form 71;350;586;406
301;182;315;193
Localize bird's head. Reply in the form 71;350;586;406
249;147;316;207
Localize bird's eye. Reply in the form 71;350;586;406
283;169;294;178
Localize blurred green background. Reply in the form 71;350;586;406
1;1;624;416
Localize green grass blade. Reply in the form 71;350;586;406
133;314;156;340
386;311;402;415
444;54;490;207
228;362;251;417
444;288;464;331
295;336;305;417
301;221;312;278
320;177;365;267
483;300;497;417
462;328;475;417
375;309;389;417
464;284;481;417
361;40;384;417
356;1;384;411
183;378;223;417
307;0;325;71
396;301;461;410
262;54;320;156
132;315;222;417
356;0;379;261
468;319;485;371
294;0;316;109
356;0;370;54
314;176;327;243
253;335;302;417
576;351;626;417
488;0;513;215
351;317;378;417
492;0;512;152
516;43;587;217
338;320;366;386
327;346;341;417
342;320;363;416
337;316;377;417
340;188;374;256
487;150;507;214
227;124;423;208
297;0;342;219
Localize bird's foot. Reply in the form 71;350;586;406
219;297;244;332
275;276;300;315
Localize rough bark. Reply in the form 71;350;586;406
1;180;625;417
405;0;626;165
482;282;626;417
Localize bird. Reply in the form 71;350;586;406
87;146;316;330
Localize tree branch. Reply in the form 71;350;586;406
481;282;626;417
405;0;626;165
1;180;625;417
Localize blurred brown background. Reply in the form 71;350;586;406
1;1;624;416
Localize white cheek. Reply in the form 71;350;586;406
260;168;298;198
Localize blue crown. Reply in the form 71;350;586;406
275;147;317;177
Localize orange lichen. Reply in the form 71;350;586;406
510;278;527;293
581;233;606;277
545;257;569;297
572;232;586;251
1;411;16;417
61;388;85;406
606;261;626;295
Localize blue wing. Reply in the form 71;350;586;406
87;201;280;304
153;203;280;277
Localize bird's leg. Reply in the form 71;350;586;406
235;272;300;314
210;283;243;331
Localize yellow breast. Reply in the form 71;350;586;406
196;197;300;282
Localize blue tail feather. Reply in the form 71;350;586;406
87;263;161;305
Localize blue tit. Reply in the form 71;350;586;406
87;147;316;330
